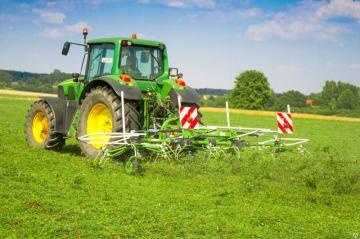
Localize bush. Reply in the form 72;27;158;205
337;89;357;109
274;90;307;111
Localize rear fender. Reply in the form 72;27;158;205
169;88;200;107
40;97;78;135
80;78;142;102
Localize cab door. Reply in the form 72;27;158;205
86;43;115;81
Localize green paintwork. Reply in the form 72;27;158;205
160;79;187;100
58;79;84;101
87;37;164;47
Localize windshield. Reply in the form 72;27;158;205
119;45;163;80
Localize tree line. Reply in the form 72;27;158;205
0;69;72;93
1;69;359;117
201;70;360;117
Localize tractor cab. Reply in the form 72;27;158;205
85;36;165;80
83;34;169;92
61;30;172;92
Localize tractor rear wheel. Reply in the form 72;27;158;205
25;100;65;149
77;86;140;157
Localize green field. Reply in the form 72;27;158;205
1;97;359;238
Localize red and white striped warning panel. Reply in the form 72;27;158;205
276;112;294;134
179;106;199;129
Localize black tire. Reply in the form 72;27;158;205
25;100;65;149
77;86;140;157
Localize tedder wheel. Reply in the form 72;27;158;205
77;86;140;157
25;100;65;149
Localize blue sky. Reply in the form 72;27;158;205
0;0;359;93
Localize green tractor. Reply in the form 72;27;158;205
25;29;200;157
25;29;308;162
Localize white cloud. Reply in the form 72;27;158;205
317;0;360;23
246;0;353;41
39;11;66;24
235;8;261;18
46;2;58;7
247;17;345;41
152;0;215;8
190;0;216;8
165;0;187;8
41;22;90;38
349;62;360;70
137;0;150;3
33;8;66;24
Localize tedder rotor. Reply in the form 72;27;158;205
25;29;308;172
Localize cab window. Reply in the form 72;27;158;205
87;44;114;80
119;45;163;80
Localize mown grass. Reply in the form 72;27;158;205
0;97;359;238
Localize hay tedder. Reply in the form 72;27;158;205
25;29;308;172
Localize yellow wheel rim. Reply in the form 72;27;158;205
32;112;49;143
86;103;113;149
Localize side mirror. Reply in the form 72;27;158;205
141;52;149;63
169;67;178;77
62;41;71;55
72;73;80;82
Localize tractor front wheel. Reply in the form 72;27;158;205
77;86;140;157
25;100;65;149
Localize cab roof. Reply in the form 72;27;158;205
87;37;165;47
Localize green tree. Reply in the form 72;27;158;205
0;70;11;88
321;80;338;108
337;89;357;109
274;90;307;111
230;70;271;110
50;69;69;84
337;81;360;108
320;80;360;109
264;89;276;109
